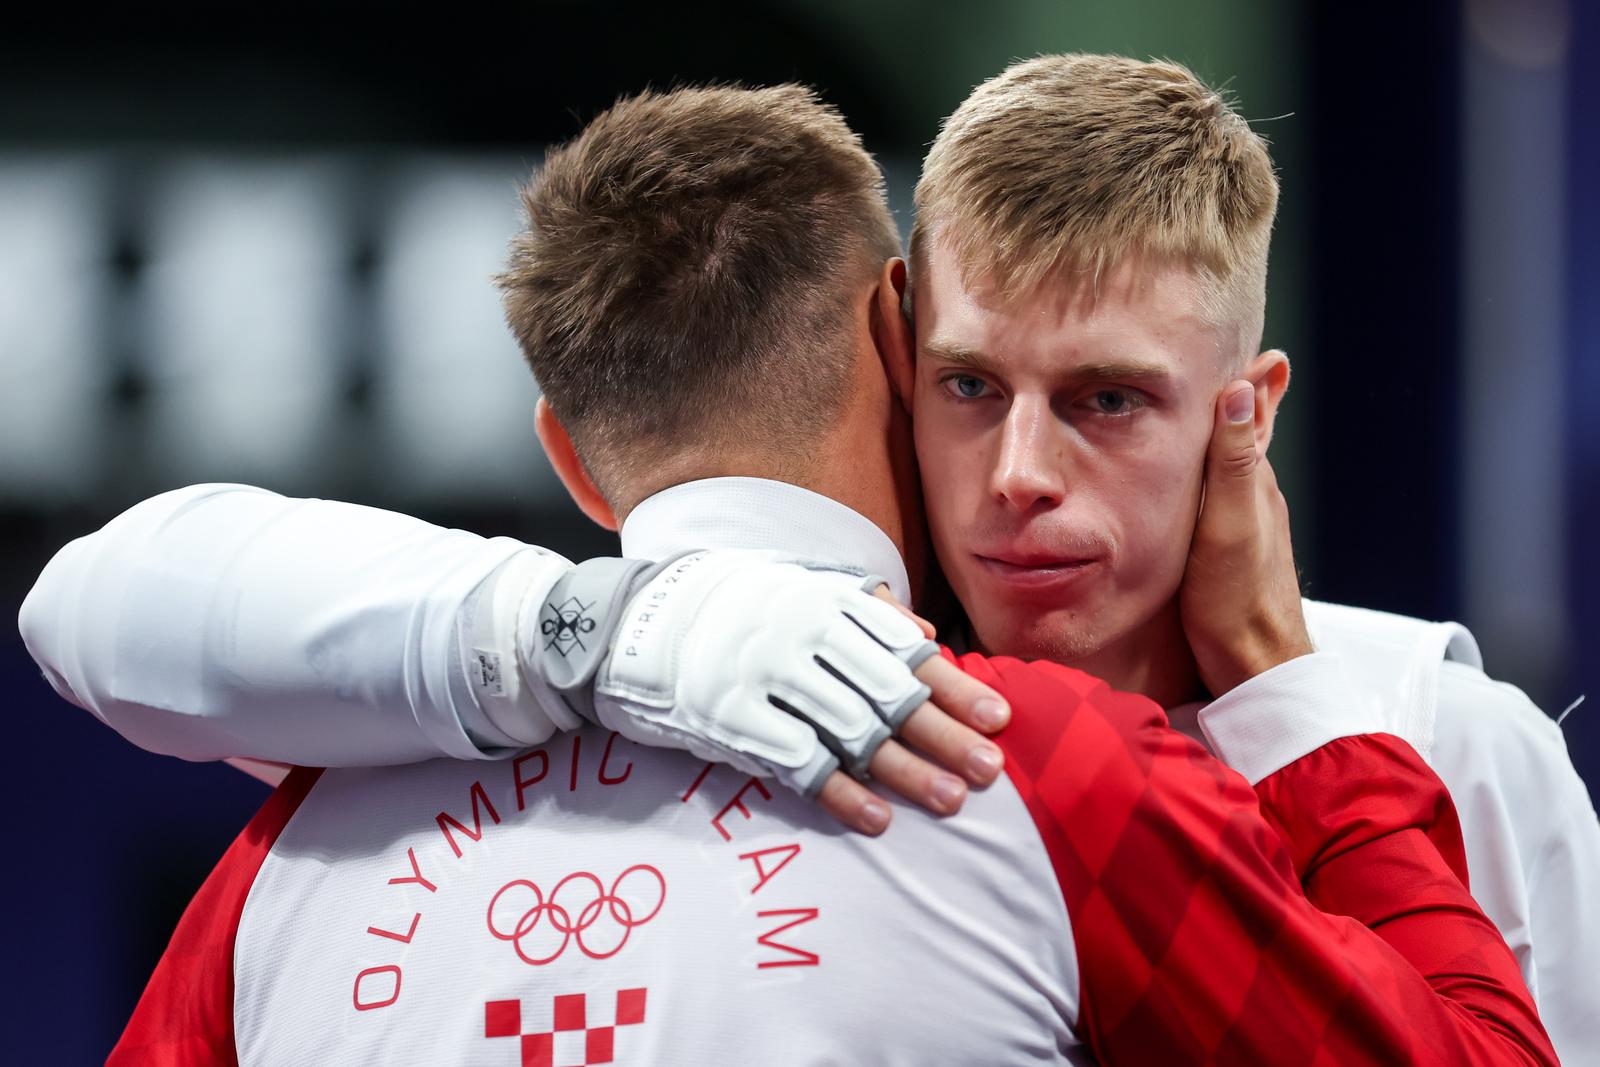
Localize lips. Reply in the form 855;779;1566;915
978;549;1096;569
971;551;1104;594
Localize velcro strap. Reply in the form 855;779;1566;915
531;556;668;723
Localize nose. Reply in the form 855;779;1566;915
989;396;1065;512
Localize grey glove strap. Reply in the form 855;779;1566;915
788;566;941;745
842;719;894;779
849;570;939;731
881;679;933;731
852;571;942;679
530;553;688;724
793;562;930;639
789;746;843;799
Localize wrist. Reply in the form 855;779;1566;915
518;554;684;727
1200;620;1314;696
457;547;577;745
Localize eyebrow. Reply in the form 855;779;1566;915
1071;361;1175;384
921;338;990;368
922;339;1174;384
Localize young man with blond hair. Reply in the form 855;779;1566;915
21;64;1586;1062
906;54;1286;695
897;56;1597;1057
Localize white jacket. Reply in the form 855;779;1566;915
1302;600;1600;1061
19;483;1600;1062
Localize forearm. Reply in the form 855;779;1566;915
1197;657;1552;1059
18;484;570;765
20;495;981;824
1252;734;1553;1065
1098;734;1550;1065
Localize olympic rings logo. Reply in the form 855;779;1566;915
486;865;667;966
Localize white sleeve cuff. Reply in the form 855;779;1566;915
451;545;575;751
1197;652;1387;785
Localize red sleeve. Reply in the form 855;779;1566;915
1255;734;1551;1064
961;653;1555;1067
107;766;323;1067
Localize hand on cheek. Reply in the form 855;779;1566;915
1177;381;1313;696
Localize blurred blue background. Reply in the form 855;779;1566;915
2;1;1594;1059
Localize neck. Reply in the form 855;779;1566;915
808;442;908;567
1064;598;1207;709
614;431;911;588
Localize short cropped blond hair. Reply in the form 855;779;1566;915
911;55;1278;342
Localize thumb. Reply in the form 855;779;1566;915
1203;380;1259;522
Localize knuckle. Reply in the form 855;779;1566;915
1218;447;1256;478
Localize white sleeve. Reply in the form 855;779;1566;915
1196;652;1387;784
17;483;571;766
1523;765;1600;1061
1427;662;1600;1063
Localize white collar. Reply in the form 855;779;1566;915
619;477;911;606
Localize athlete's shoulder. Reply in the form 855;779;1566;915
1431;659;1577;786
1302;598;1485;760
1302;598;1482;668
952;651;1178;814
1315;599;1593;861
1304;597;1568;765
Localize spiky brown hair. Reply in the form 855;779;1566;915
498;85;900;499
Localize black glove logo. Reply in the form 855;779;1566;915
542;597;597;657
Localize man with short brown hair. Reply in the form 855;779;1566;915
502;84;902;503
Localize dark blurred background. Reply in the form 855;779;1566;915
2;1;1593;1059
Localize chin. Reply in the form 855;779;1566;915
975;604;1115;665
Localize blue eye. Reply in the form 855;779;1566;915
1090;389;1143;415
945;375;989;399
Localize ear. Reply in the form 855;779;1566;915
1240;349;1291;453
870;257;916;413
534;397;618;531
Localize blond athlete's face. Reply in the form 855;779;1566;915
911;245;1239;681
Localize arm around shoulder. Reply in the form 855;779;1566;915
18;484;563;766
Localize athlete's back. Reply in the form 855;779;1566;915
233;730;1080;1065
112;654;1560;1067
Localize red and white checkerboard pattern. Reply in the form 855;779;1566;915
485;988;648;1067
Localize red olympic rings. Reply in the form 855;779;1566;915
486;864;666;966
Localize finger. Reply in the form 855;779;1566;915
1254;451;1286;518
1211;379;1258;475
915;653;1010;734
872;584;936;639
776;670;891;778
816;614;930;728
898;701;1006;785
844;590;939;667
815;772;893;835
1256;454;1298;559
1201;380;1259;539
868;738;969;816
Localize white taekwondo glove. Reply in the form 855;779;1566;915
514;550;939;797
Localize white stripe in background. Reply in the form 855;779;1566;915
1460;0;1572;698
372;159;557;504
140;157;349;492
0;155;112;503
